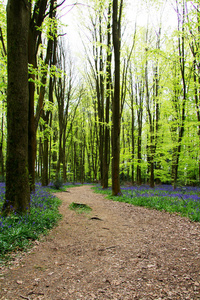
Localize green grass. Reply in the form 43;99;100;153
69;202;92;214
0;185;62;263
92;185;200;222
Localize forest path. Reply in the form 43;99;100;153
0;185;200;300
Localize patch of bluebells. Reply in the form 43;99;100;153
121;184;200;201
96;184;200;222
0;183;61;236
30;187;55;210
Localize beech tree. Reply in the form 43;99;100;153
3;0;30;215
112;0;123;195
103;0;112;188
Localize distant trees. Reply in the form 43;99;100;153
79;0;113;186
1;0;200;214
55;41;82;182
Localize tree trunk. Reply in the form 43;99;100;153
62;129;67;182
4;0;30;215
172;0;187;189
0;107;5;180
137;126;142;185
131;94;135;184
28;25;37;192
112;0;123;196
103;1;112;189
135;81;143;185
41;134;49;186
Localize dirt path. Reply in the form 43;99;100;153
0;185;200;300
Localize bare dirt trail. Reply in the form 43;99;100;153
0;185;200;300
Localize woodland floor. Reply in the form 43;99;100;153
0;185;200;300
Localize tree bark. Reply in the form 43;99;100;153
112;0;123;196
3;0;30;215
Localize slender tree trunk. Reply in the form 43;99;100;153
135;82;143;185
172;0;187;189
145;48;155;188
131;95;135;184
103;1;112;189
56;132;62;178
4;0;30;214
0;106;4;180
137;126;142;185
42;134;49;186
62;129;67;182
73;141;76;182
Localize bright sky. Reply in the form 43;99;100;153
57;0;177;55
2;0;177;56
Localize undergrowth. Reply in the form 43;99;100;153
92;184;200;222
0;184;62;263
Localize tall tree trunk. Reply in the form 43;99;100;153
131;92;135;184
128;68;135;184
62;128;67;182
145;48;155;188
103;1;112;189
42;133;49;186
0;103;4;180
135;81;144;185
28;27;36;191
137;125;142;185
4;0;30;215
112;0;123;196
172;1;187;188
